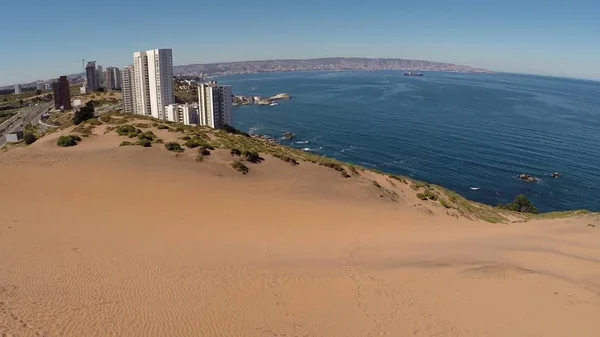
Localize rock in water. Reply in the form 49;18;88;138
519;174;539;183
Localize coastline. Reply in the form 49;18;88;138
32;112;598;220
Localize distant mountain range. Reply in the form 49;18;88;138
1;57;493;90
174;57;494;77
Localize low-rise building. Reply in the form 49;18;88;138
165;103;199;125
6;131;24;143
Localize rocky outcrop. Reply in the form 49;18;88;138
283;132;295;140
519;174;539;183
233;93;292;106
551;172;561;178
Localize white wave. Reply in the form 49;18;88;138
296;141;309;144
470;187;481;191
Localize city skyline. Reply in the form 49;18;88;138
1;0;599;85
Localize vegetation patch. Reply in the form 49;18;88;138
157;124;169;130
242;150;262;163
23;133;37;145
230;148;242;156
120;141;134;146
57;135;82;147
198;147;211;156
87;118;102;126
498;195;538;214
133;123;151;128
273;153;299;166
72;102;95;125
137;139;152;147
184;137;214;149
231;160;249;174
165;142;184;153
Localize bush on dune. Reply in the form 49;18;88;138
23;132;37;145
57;135;82;147
498;195;538;214
165;142;183;153
231;160;249;174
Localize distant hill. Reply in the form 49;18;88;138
174;57;493;77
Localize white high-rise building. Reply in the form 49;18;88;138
14;84;21;95
132;48;173;119
166;103;199;125
198;81;232;129
36;82;44;91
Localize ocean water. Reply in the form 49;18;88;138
219;71;600;212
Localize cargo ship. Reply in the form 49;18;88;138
404;72;424;76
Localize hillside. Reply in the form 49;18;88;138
0;114;598;337
174;57;494;77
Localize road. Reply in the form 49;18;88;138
0;102;53;147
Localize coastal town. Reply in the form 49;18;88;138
173;57;494;78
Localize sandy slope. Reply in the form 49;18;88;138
0;128;599;337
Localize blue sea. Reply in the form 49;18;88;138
219;71;600;212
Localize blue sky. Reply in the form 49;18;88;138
1;0;599;85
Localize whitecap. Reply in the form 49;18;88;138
470;187;481;191
296;140;309;144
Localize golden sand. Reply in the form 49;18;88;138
0;125;599;336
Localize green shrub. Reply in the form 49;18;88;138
72;102;94;125
341;171;351;178
230;148;241;156
231;160;249;174
199;147;211;156
498;195;539;214
115;124;138;136
273;153;299;166
242;150;261;163
133;123;150;128
165;142;183;152
180;136;191;141
439;198;452;209
23;132;37;145
157;124;169;130
87;118;102;126
348;165;359;176
57;135;81;147
137;139;152;147
417;189;438;201
155;138;164;144
119;141;134;146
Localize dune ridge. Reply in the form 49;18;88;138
0;116;599;336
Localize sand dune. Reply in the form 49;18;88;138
1;125;599;336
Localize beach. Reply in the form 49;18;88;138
0;121;599;336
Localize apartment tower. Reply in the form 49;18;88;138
198;81;232;129
121;65;135;113
51;76;72;110
103;67;122;90
132;49;173;119
85;61;98;92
